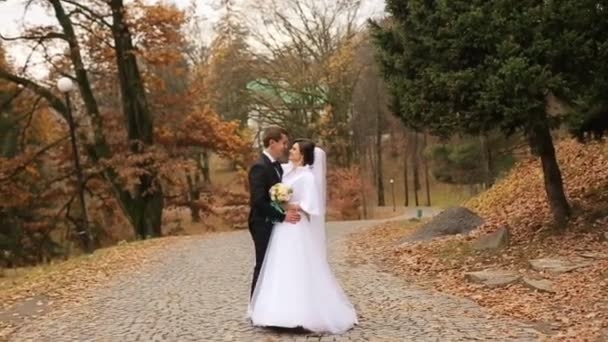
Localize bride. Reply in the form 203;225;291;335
248;139;358;334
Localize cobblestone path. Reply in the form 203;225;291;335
9;217;539;341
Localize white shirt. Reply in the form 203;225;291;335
263;150;281;178
263;150;276;163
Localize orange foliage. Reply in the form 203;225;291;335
156;105;253;166
315;105;352;167
131;1;187;67
327;166;370;220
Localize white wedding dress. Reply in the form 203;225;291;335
248;149;358;334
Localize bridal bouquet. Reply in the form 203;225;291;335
269;183;293;219
270;183;292;203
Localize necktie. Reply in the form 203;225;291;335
272;161;282;178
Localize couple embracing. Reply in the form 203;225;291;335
246;126;358;334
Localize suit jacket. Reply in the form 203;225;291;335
248;153;285;228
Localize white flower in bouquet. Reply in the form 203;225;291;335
270;183;293;203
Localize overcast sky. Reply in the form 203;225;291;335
0;0;385;77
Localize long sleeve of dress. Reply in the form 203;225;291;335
298;173;322;217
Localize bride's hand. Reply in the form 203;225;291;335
287;203;310;222
286;203;300;212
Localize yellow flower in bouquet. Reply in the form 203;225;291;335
269;183;293;203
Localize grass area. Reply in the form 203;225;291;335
378;151;477;209
359;206;409;220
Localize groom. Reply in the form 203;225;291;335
248;126;300;297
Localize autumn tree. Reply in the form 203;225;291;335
0;41;73;264
0;42;16;158
114;2;253;223
0;0;166;238
351;33;390;206
130;2;253;222
1;0;252;244
205;0;255;127
246;0;363;165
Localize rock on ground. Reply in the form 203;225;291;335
464;269;521;288
400;207;484;243
529;257;593;274
472;226;510;251
522;277;555;293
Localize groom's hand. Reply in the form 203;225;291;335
284;209;301;224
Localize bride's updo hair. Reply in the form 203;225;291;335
294;138;315;166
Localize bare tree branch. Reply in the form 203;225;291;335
0;86;26;113
18;96;44;150
71;21;114;49
0;31;66;42
37;43;76;80
47;0;108;155
61;0;113;28
0;135;69;182
0;69;69;120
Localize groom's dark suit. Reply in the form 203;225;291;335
248;152;285;297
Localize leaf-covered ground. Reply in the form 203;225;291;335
347;139;608;341
0;235;200;338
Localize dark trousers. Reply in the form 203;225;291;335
249;223;272;297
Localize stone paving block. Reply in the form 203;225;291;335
7;220;538;342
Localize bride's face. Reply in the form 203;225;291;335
289;143;303;165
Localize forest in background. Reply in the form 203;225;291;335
2;0;606;271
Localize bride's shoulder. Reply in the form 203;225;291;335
281;162;293;173
302;167;315;180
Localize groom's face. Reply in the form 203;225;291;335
269;134;289;161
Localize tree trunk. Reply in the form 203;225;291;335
527;114;571;226
403;156;409;206
369;135;377;179
0;116;18;158
51;0;163;239
48;0;109;156
360;167;369;219
110;0;163;238
412;131;420;206
480;133;494;189
403;130;409;206
352;129;361;162
200;151;211;184
186;172;201;222
423;132;431;206
376;111;385;206
125;186;164;238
